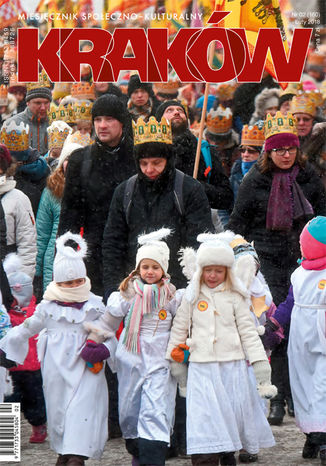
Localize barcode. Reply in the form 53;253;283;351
0;404;20;462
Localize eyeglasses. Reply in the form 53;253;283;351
271;147;297;157
239;147;259;155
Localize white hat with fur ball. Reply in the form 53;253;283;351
53;232;87;283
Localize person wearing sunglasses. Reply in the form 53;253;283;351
227;111;326;429
230;122;264;199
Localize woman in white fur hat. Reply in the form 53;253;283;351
84;228;184;466
0;232;116;466
166;234;276;465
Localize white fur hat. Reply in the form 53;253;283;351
53;232;87;283
3;254;33;307
135;228;171;274
57;142;83;169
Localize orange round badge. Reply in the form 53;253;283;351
159;309;167;320
197;300;208;312
318;279;326;290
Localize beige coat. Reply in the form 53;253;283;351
166;283;267;365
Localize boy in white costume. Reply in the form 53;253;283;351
0;232;114;466
86;228;184;466
166;234;276;465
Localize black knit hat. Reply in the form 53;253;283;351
155;100;187;122
26;87;52;102
92;94;128;124
128;75;153;97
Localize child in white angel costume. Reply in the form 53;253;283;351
85;228;184;466
0;232;115;466
166;234;276;466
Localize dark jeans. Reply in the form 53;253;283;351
5;370;46;426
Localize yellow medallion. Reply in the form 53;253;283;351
197;300;208;312
158;309;167;320
318;279;326;290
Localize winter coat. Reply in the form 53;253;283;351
5;107;49;155
36;188;61;291
8;296;41;372
0;201;13;310
102;157;214;301
58;137;136;295
229;158;243;200
172;130;234;209
166;283;267;364
227;162;326;304
0;178;36;278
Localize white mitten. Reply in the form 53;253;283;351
252;359;278;399
170;361;188;398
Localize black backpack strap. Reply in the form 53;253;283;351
80;146;93;190
123;175;138;225
173;169;185;217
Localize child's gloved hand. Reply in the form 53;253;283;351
171;344;190;363
81;340;110;364
0;349;17;369
170;361;188;397
262;318;283;351
252;359;277;399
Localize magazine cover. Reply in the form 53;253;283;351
0;0;326;464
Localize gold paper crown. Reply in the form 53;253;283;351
304;90;324;107
0;85;8;106
279;83;298;98
8;73;26;90
154;79;181;95
290;93;316;117
1;120;29;151
206;106;233;135
132;116;172;145
71;82;95;101
48;104;76;125
26;69;51;91
52;82;72;101
47;121;73;150
216;83;237;101
241;123;265;147
65;130;93;147
73;100;93;121
264;111;298;140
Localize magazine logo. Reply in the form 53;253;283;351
17;12;312;83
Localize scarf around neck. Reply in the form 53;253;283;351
43;277;91;304
266;165;314;231
128;97;153;122
123;277;175;353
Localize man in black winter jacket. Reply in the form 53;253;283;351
155;100;234;211
58;94;136;296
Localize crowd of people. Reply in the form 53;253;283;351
0;15;326;466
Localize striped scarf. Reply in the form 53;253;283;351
123;278;174;353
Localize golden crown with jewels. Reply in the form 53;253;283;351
73;100;93;121
8;73;26;91
264;111;298;140
241;123;265;147
1;120;29;151
48;104;76;125
154;78;181;95
47;121;72;149
64;130;93;147
133;116;172;145
0;85;8;106
290;93;316;117
26;69;51;92
71;82;95;101
206;106;233;135
216;83;237;101
52;82;72;101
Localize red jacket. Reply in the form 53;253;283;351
9;296;40;372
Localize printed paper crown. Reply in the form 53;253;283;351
71;82;95;101
0;85;8;106
26;70;51;91
241;122;265;147
304;90;324;107
216;83;237;101
206;106;233;135
290;93;317;117
52;82;72;101
279;82;298;98
64;130;93;147
1;120;29;151
132;116;172;145
48;104;76;125
73;100;93;121
47;121;73;149
154;78;181;95
264;111;298;140
8;73;26;90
